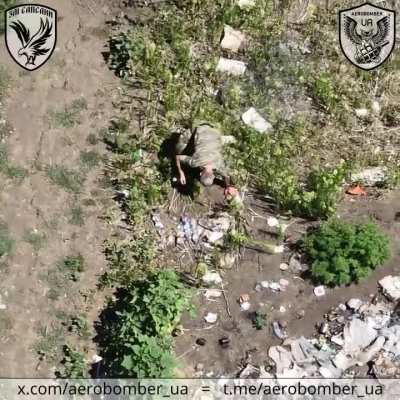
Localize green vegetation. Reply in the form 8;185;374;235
303;219;391;287
69;205;85;226
99;270;193;378
56;345;88;379
252;311;267;330
101;235;157;287
48;98;88;128
24;229;46;252
0;144;28;181
0;1;16;34
80;150;101;169
42;255;85;300
35;324;65;362
0;222;13;258
46;165;85;193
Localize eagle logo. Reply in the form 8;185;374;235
5;4;57;71
339;2;396;71
344;15;389;64
10;18;53;67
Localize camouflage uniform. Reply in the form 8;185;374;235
176;123;230;178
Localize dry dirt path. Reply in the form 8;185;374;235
0;0;119;377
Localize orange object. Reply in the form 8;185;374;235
346;185;367;196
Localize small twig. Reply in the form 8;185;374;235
176;345;197;360
221;283;232;318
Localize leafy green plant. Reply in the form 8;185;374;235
60;254;85;282
252;311;267;330
56;345;88;378
302;219;391;287
99;270;193;378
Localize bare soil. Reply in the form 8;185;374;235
0;0;119;377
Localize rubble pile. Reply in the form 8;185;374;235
266;291;400;379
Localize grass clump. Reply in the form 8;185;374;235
48;98;88;128
69;205;85;226
0;222;13;258
302;219;391;287
24;229;46;252
80;150;101;169
0;144;27;181
59;254;85;282
46;165;85;193
99;270;193;378
0;1;16;34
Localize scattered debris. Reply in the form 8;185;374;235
151;213;164;231
218;252;237;269
204;289;223;299
280;263;289;271
219;337;230;348
216;57;247;76
279;306;287;313
237;0;256;8
272;321;288;340
241;107;272;133
240;301;251;311
205;230;224;243
346;185;367;196
202;271;223;286
279;279;289;291
351;167;387;186
355;108;369;118
371;100;381;115
267;216;280;227
239;294;250;304
220;25;246;52
196;338;207;346
347;298;363;311
379;276;400;301
92;354;102;363
239;364;259;378
274;245;284;254
314;286;326;297
204;312;218;324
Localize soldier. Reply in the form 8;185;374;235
175;122;236;196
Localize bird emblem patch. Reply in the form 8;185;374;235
339;2;396;70
4;4;57;71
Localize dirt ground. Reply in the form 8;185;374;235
175;190;400;377
0;0;120;377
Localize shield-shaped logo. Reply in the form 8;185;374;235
4;4;57;71
339;2;396;70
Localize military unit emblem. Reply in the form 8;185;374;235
339;2;396;70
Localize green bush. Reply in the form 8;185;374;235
303;219;391;287
100;270;193;378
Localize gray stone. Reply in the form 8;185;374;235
379;275;400;301
343;318;377;353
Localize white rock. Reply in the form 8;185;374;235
202;272;223;285
347;298;363;310
240;301;251;311
204;312;218;324
338;303;347;311
371;101;381;115
220;25;246;52
260;281;270;289
242;107;272;133
280;263;289;271
237;0;256;7
274;245;284;254
379;275;400;301
314;286;326;297
351;167;386;186
279;306;286;313
216;57;247;76
205;231;224;243
204;289;223;299
92;354;103;363
355;108;369;118
331;335;344;346
267;216;280;227
269;282;281;291
343;318;377;353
